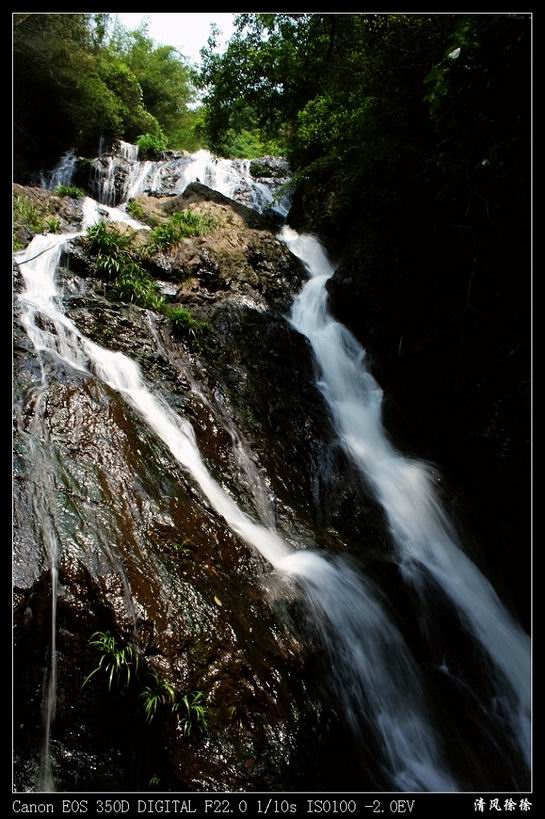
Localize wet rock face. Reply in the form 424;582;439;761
21;175;492;792
88;155;133;206
13;336;320;791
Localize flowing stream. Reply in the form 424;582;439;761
16;156;456;791
281;225;531;768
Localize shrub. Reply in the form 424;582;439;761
85;221;135;256
112;263;165;310
14;193;45;232
136;131;168;156
13;192;46;249
126;199;146;221
83;220;211;341
54;184;85;199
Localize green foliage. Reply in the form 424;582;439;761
146;210;217;253
45;216;61;233
136;130;168;156
54;184;85;199
82;628;208;742
126;199;160;227
125;199;146;221
13;192;53;248
139;672;176;724
13;14;200;179
85;221;134;257
13;193;45;235
83;219;208;339
112;262;165;310
84;221;161;308
216;128;286;160
82;630;138;691
111;24;198;149
164;305;210;340
178;690;208;736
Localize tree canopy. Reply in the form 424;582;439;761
13;13;203;179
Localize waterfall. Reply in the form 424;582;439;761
15;195;456;791
280;226;531;768
87;141;291;215
43;150;77;190
118;140;139;162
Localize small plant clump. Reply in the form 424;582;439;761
178;690;208;736
126;199;160;228
163;305;209;340
54;184;85;199
13;192;63;249
45;216;61;233
126;199;145;221
82;631;208;735
139;672;176;724
85;221;162;308
82;630;139;691
146;210;217;254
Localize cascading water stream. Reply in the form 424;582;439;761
15;194;455;790
281;225;531;768
42;150;77;190
87;144;291;214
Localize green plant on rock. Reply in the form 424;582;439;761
164;305;209;340
82;630;139;691
85;221;135;257
112;261;165;310
136;131;168;156
126;199;146;221
139;671;177;724
171;210;217;237
83;220;212;340
13;193;46;248
45;216;61;233
146;210;217;254
84;221;163;308
178;690;208;736
54;184;85;199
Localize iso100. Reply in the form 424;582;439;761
307;801;357;814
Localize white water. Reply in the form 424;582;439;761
281;226;531;766
95;145;291;215
43;150;77;190
15;198;455;791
